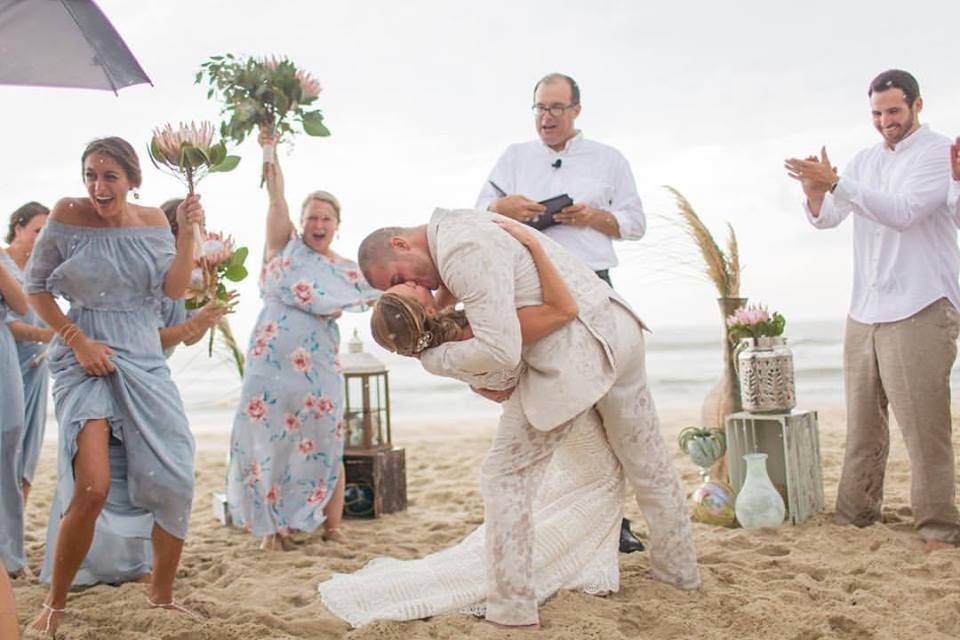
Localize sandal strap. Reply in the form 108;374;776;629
41;602;68;614
147;598;204;620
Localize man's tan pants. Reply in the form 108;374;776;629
838;298;960;543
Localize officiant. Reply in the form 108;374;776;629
474;72;646;288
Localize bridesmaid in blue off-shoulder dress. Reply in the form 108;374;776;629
0;253;28;578
24;137;205;637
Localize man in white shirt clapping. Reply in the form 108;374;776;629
475;73;646;288
785;69;960;553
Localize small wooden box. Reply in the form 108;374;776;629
725;410;825;524
343;448;407;518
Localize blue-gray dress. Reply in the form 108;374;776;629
226;236;378;536
40;295;192;585
0;282;26;573
27;220;194;586
0;251;50;488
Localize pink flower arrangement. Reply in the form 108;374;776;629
726;304;786;342
245;396;268;422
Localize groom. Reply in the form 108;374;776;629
359;208;699;627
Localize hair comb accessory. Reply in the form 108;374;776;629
414;331;433;354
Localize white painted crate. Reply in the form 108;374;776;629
725;410;825;524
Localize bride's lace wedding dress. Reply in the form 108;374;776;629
318;365;626;627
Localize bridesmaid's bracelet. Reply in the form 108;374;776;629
58;323;84;348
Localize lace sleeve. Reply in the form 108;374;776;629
421;355;523;391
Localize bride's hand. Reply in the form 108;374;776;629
471;386;514;403
493;219;540;248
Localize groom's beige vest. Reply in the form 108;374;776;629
424;208;642;431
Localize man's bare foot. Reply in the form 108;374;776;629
923;538;954;554
259;534;284;551
484;619;540;630
321;528;347;544
28;602;67;637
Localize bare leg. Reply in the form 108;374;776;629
322;464;346;543
148;524;185;606
0;570;17;640
29;420;110;634
21;480;30;506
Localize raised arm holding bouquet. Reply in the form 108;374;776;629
197;54;328;186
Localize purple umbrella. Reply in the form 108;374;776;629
0;0;151;94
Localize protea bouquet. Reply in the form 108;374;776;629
196;53;329;185
187;231;249;376
726;304;786;342
147;121;240;253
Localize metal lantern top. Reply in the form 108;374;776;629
341;329;386;375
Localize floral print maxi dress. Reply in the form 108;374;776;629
227;236;378;536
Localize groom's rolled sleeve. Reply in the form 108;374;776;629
420;242;522;376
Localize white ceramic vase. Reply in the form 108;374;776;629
735;453;785;528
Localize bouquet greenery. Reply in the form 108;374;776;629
196;54;328;146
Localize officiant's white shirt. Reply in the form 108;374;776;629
476;132;645;271
805;125;960;324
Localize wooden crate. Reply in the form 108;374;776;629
725;410;824;524
343;448;407;518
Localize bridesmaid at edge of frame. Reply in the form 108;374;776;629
25;136;204;637
0;246;28;580
2;202;53;509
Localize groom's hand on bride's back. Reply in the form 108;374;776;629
471;386;514;403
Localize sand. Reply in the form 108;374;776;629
10;406;960;640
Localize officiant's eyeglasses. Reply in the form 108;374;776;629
532;104;577;117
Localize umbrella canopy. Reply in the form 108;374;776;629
0;0;151;94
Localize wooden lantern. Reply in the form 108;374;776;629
340;330;406;517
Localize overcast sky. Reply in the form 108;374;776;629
3;0;960;344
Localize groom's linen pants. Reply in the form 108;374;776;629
479;303;700;626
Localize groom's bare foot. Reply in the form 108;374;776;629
484;619;541;631
923;539;954;554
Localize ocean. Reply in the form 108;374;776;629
170;316;856;429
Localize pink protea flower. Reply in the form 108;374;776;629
245;396;268;422
298;439;315;455
200;231;235;267
306;484;328;505
727;304;770;328
265;485;281;504
151;121;216;166
291;280;315;306
283;412;301;433
289;347;311;373
296;69;322;99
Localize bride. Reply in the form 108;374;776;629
318;219;629;627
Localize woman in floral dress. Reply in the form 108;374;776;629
226;131;378;550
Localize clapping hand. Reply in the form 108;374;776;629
784;147;839;200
